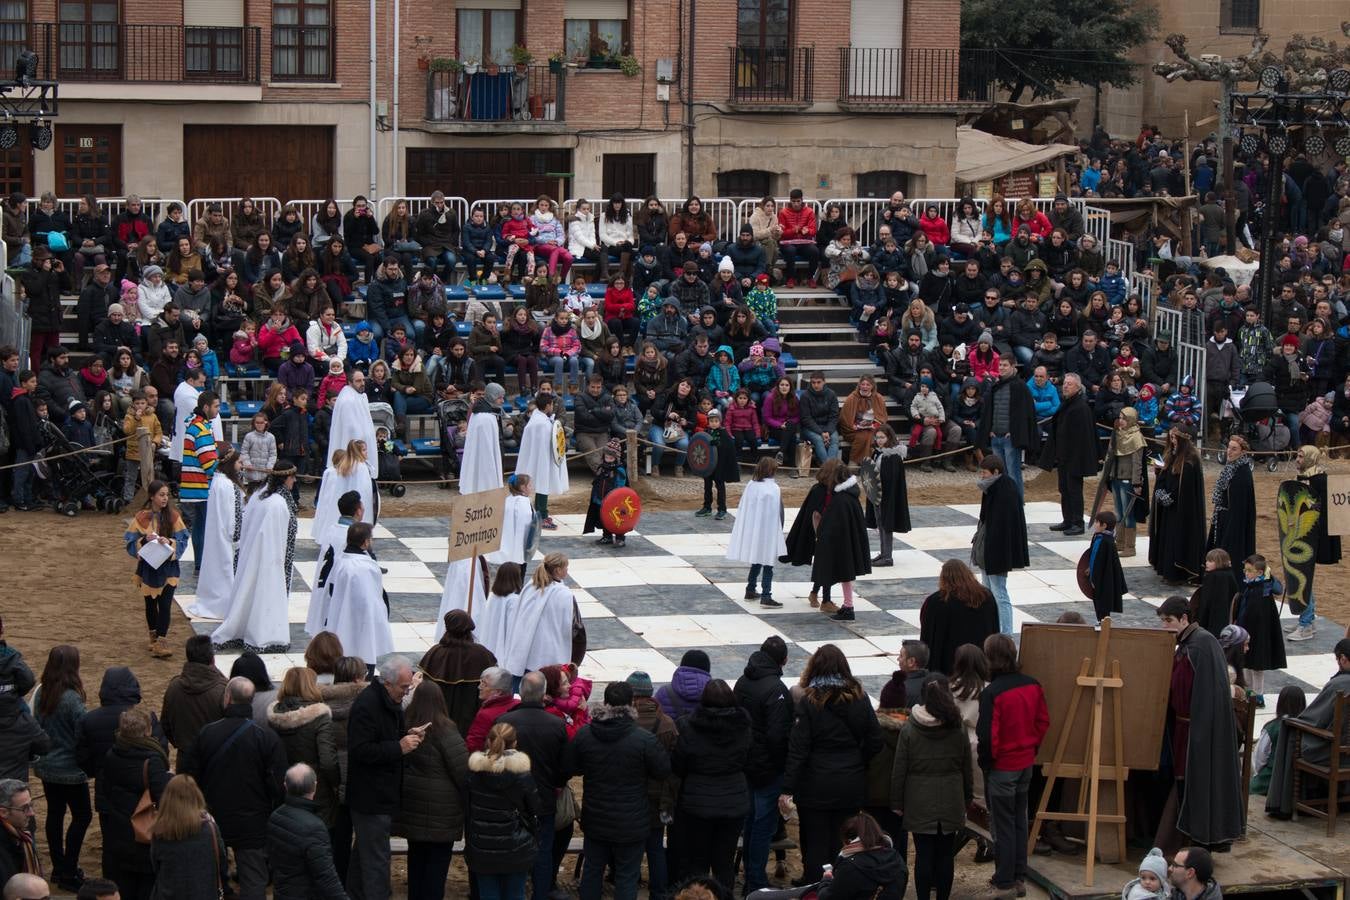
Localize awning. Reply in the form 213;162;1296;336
954;126;1078;184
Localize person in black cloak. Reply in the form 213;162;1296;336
1206;435;1256;583
973;453;1029;635
1039;372;1097;535
1188;548;1237;638
583;437;628;546
1148;428;1207;585
861;424;910;567
919;558;1000;676
1265;638;1350;817
696;407;741;520
1085;510;1126;621
1153;596;1244;855
782;458;841;609
811;463;871;622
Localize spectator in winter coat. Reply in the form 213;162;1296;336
735;638;794;893
656;649;713;720
496;672;567;896
159;635;227;768
1027;367;1061;419
1162;376;1201;433
465;667;517;754
267;763;349;900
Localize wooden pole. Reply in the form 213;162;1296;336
466;548;479;617
137;427;153;500
626;428;639;484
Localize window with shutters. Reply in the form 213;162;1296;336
1220;0;1259;31
272;0;332;81
0;0;27;76
563;0;628;64
717;169;773;199
456;3;521;67
58;0;120;78
186;0;244;78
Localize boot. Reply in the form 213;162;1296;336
149;634;173;659
1043;822;1079;854
1117;525;1136;558
147;629;158;656
808;589;819;608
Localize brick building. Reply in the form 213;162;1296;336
0;0;984;204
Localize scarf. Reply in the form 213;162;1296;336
1298;444;1327;476
579;318;603;341
1209;455;1253;533
0;817;40;878
80;365;108;387
1114;408;1146;456
115;731;169;762
534;211;555;223
550;321;572;337
977;473;1000;493
808;674;849;690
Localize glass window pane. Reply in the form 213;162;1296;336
303;6;328;25
564;20;588;58
488;10;514;64
273;6;298;25
597;19;622;53
457;9;483;61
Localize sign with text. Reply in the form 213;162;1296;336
1328;475;1350;536
447;487;507;562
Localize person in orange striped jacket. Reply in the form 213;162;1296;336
177;391;220;573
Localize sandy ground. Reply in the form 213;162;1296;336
4;454;1346;897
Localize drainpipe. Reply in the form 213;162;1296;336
392;0;402;195
368;0;377;195
685;0;695;196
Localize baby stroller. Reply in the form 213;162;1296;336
35;419;124;516
435;397;470;489
1223;381;1288;471
368;402;407;497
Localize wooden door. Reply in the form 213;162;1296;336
405;148;572;204
55;124;122;196
602;153;655;200
184;125;333;201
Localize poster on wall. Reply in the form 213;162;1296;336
1037;172;1059;197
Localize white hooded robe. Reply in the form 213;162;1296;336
514;408;569;496
434;557;490;640
327;385;378;476
459;410;504;495
726;478;788;567
324;550;393;666
186;471;245;619
211;490;295;652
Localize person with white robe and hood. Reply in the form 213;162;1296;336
488;473;538;568
212;463;298;652
727;456;789;609
309;490;364;635
187;449;245;619
326;370;378;476
460;382;506;495
499;551;584;677
323;521;393;671
514;391;569;529
312;439;376;588
476;562;524;665
434;555;491;640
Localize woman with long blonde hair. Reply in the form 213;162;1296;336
500;552;584;677
310;437;376;632
149;774;229;897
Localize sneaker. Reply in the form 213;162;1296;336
808;590;819;608
871;555;893;566
1252;694;1265;708
715;510;727;520
1287;623;1317;641
540;517;559;530
831;606;855;621
596;535;614;545
745;587;759;600
819;599;839;614
760;597;783;608
695;507;712;517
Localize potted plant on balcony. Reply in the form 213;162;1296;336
618;54;639;77
548;50;566;74
509;45;533;71
463;56;480;74
429;57;462;75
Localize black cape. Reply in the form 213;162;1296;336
1188;568;1237;639
782;482;826;566
1149;459;1206;582
1232;579;1287;672
811;479;872;587
864;448;911;534
705;427;741;483
1206;462;1256;582
919;590;1001;676
1172;623;1245;845
1087;533;1126;621
1038;392;1099;477
977;474;1029;576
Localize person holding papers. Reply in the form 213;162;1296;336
124;479;190;659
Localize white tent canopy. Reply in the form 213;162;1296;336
955;125;1078;185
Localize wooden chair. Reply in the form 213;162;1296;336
1288;691;1350;836
1233;693;1257;809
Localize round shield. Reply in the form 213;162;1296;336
551;418;567;466
686;431;717;478
600;487;643;535
523;508;541;560
1076;547;1095;600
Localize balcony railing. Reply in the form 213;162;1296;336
729;46;814;105
839;47;995;106
426;65;562;124
29;22;262;84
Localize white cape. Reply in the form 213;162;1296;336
726;479;788;567
488;494;537;566
434;558;490;640
327;386;378;476
312;466;376;593
324;550;393;666
187;472;244;619
307;517;353;635
212;491;295;652
514;409;569;496
460;411;504;495
475;591;518;662
500;581;576;676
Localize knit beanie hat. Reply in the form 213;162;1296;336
1138;848;1168;884
978;330;993;345
718;256;734;274
107;303;125;317
748;342;764;359
699;242;713;254
680;649;712;673
626;671;654;697
485;382;506;404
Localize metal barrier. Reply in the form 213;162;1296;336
0;230;31;367
379;196;469;226
24;196;188;228
1156;305;1208;448
185;197;282;229
285;199;352;235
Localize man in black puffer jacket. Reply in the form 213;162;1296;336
734;637;794;893
268;762;349;900
564;681;671;900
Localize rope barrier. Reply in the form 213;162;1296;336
0;433;132;471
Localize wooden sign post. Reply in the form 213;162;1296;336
1327;474;1350;537
447;487;507;616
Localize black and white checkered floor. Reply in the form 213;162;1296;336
173;501;1344;714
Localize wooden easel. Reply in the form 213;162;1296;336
1027;617;1128;887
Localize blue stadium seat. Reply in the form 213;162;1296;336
474;285;507;300
507;284;526;299
455;321;473;337
781;352;798;369
225;363;262;378
234;400;263;417
411;438;441;456
445;285;469;301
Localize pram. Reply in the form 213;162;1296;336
1222;381;1289;471
368;402;408;497
35;419;125;516
435;397;470;489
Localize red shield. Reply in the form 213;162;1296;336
600;487;642;535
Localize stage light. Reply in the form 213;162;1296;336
1266;131;1290;154
30;121;51;150
1335;135;1350;156
0;126;16;150
1328;68;1350;93
1239;133;1261;156
1303;132;1326;156
1259;65;1283;90
14;50;37;85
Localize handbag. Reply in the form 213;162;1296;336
554;783;577;831
970;519;987;569
205;816;224;899
131;759;158;844
663;421;686;444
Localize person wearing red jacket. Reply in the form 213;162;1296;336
976;633;1049;896
917;203;951;250
602;274;639;354
776;188;820;286
465;666;519;752
1011;199;1052;243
